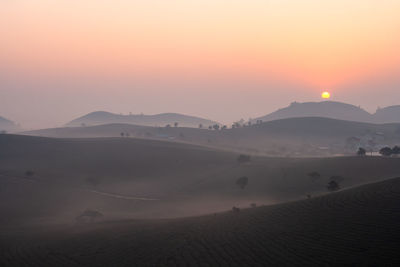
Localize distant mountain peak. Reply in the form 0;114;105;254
66;111;219;128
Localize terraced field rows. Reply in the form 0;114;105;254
2;177;400;266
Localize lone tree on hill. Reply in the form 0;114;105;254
379;147;393;157
357;147;367;156
327;180;340;192
236;176;249;189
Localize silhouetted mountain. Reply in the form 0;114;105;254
373;105;400;123
66;111;219;128
0;116;18;132
254;101;372;123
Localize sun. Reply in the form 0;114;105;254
321;91;331;99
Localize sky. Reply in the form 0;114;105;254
1;0;400;129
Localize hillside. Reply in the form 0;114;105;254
254;101;373;123
0;116;18;132
66;111;219;128
1;176;400;266
374;105;400;123
1;134;400;226
23;117;400;156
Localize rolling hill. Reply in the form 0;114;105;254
1;134;400;227
254;101;372;123
373;105;400;123
254;101;400;124
66;111;219;128
23;117;400;156
0;116;18;132
1;176;400;266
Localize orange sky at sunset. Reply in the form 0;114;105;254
1;0;400;128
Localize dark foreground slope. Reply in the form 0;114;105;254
1;177;400;266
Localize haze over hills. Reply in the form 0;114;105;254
24;117;400;157
253;101;400;124
66;111;219;128
0;116;18;132
374;105;400;123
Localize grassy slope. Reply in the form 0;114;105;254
1;134;400;225
1;177;400;266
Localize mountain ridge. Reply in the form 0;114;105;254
66;111;220;128
254;101;400;124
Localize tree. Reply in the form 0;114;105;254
308;171;321;182
198;123;203;129
236;176;249;189
221;125;227;130
208;126;212;130
76;209;103;224
392;146;400;156
237;154;251;163
357;147;366;156
174;122;179;128
25;170;35;177
213;124;220;130
379;147;393;157
120;132;125;137
165;124;171;128
327;180;340;192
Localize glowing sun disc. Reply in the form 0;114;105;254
321;91;331;99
